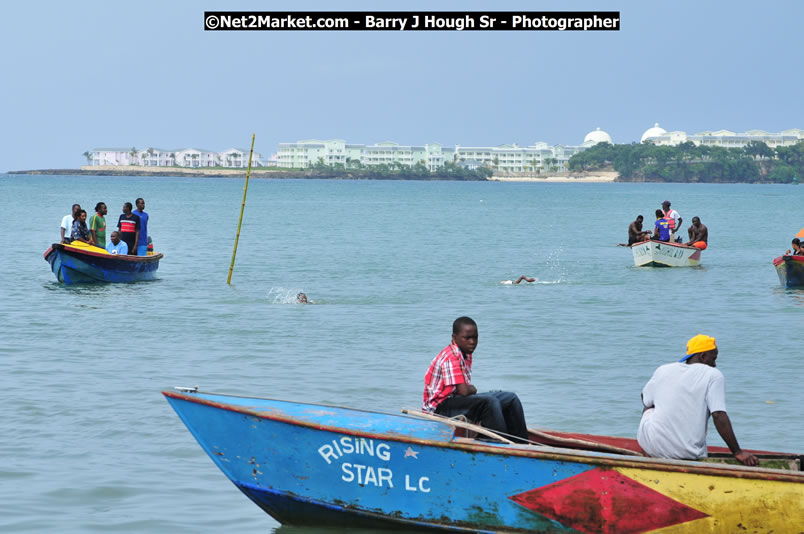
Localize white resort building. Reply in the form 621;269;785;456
85;147;266;168
640;124;804;148
275;128;612;173
277;140;454;171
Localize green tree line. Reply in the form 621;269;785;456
309;158;492;181
568;141;803;183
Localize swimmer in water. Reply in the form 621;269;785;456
500;276;536;285
296;292;309;303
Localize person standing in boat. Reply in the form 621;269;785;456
637;334;758;466
106;231;128;255
423;316;530;443
132;197;149;256
661;200;683;242
117;202;140;256
652;210;671;242
60;203;81;244
70;209;93;245
89;202;107;249
685;217;708;249
628;215;652;245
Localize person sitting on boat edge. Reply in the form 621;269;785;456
637;334;758;466
423;316;530;444
789;237;803;256
60;203;81;244
628;215;652;245
70;209;93;245
652;210;671;242
106;231;128;255
684;216;708;249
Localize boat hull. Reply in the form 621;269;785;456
631;240;702;267
44;243;162;284
773;255;804;288
164;390;803;533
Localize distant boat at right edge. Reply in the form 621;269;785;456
773;254;804;288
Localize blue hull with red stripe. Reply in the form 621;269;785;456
163;389;803;533
44;243;162;284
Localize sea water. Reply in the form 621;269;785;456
1;174;802;532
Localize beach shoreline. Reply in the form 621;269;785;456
6;166;620;182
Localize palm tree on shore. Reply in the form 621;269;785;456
82;151;93;165
129;147;138;166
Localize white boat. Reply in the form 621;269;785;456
630;240;703;267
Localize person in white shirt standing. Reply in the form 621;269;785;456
661;200;682;242
60;203;81;243
637;334;758;466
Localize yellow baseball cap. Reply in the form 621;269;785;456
680;334;717;361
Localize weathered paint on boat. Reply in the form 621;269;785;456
773;254;804;288
44;242;162;284
631;240;703;267
163;389;803;533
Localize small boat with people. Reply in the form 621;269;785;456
775;233;804;288
44;240;162;284
773;254;804;288
630;239;703;267
164;387;803;533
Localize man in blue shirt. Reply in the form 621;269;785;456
133;197;149;256
653;209;671;242
106;231;129;255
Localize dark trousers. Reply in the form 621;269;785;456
435;391;529;442
121;234;137;255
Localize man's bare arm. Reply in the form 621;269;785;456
712;411;758;466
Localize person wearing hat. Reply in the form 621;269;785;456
637;335;758;466
661;200;682;242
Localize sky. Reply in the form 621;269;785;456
1;0;802;171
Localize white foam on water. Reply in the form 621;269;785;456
267;287;309;304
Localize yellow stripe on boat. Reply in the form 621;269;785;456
617;467;804;532
64;241;110;254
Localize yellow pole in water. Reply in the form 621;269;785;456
227;133;256;284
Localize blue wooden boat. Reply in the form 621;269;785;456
773;254;804;288
44;242;162;284
163;388;803;533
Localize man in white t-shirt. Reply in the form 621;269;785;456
637;334;758;466
661;200;682;242
60;203;81;243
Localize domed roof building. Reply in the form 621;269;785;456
583;127;612;146
641;123;667;143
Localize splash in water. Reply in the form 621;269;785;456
267;287;311;304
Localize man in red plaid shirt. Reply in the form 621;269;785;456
423;316;529;443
